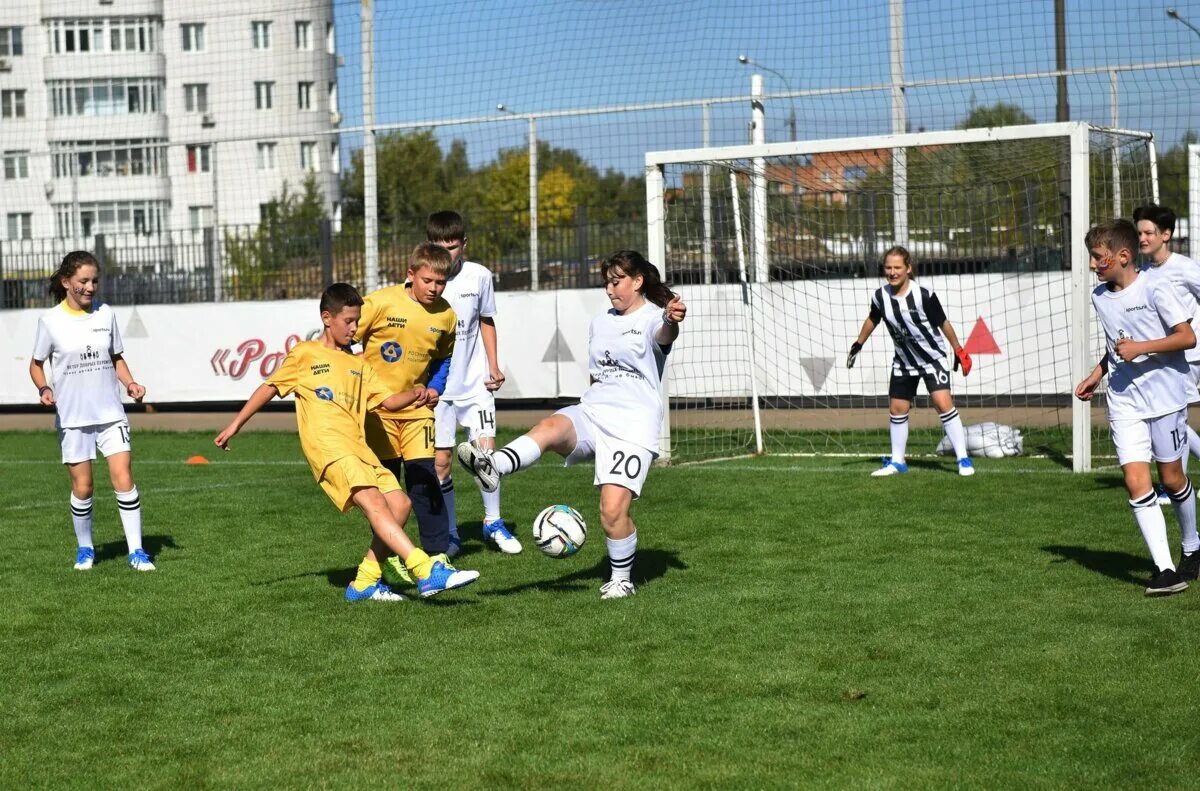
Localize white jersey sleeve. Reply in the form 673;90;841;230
32;315;53;362
1154;253;1200;362
110;307;125;355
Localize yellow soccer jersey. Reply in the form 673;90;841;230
355;285;456;420
266;341;391;481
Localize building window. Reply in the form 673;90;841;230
49;79;161;116
4;150;29;180
297;82;312;110
181;23;205;52
0;27;23;57
326;22;334;54
328;82;338;113
186;144;211;174
256;142;276;171
7;212;31;240
47;18;159;54
255;81;274;110
295;20;311;50
252;21;272;50
56;201;166;237
843;165;868;182
53;140;167;179
184;83;208;113
1;90;25;119
330;140;340;174
189;205;213;230
820;170;832;183
300;141;318;172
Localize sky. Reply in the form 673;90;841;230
325;0;1200;174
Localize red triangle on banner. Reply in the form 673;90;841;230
964;317;1001;355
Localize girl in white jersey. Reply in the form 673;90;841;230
29;251;154;573
458;250;686;599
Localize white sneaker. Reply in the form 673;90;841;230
73;546;95;571
128;548;156;572
482;519;522;554
600;579;636;599
457;441;499;493
871;458;908;477
958;458;976;477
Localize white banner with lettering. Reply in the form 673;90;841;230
0;274;1089;405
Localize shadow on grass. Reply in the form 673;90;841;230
1032;444;1073;471
480;547;689;596
1042;544;1148;587
848;457;961;475
95;534;178;563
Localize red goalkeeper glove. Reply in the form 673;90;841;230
953;348;973;377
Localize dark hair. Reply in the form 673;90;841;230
1085;218;1139;257
882;245;915;276
426;210;466;242
600;250;674;308
1132;203;1177;234
49;250;100;302
409;241;453;276
319;282;364;315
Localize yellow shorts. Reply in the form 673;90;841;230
320;455;402;513
365;414;435;462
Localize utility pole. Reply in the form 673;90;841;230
1055;0;1069;121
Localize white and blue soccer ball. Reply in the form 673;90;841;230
532;505;587;557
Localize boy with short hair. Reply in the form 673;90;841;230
214;282;479;602
1075;219;1199;594
355;243;458;582
426;210;519;556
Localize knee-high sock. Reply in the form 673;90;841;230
439;476;459;541
1169;479;1200;554
115;487;143;553
889;413;909;464
1130;490;1175;571
393;458;448;555
70;494;93;548
607;532;637;584
940;408;968;460
481;484;502;524
492;435;542;476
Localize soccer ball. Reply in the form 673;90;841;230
532;505;587;557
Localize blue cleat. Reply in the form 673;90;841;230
128;548;156;572
417;561;480;598
958;457;975;476
482;518;522;554
871;457;909;477
73;546;95;571
345;581;405;602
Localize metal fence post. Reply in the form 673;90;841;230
95;234;107;268
575;205;588;287
319;218;333;287
204;227;216;301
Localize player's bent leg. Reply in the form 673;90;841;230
400;458;450;555
65;461;96;569
598;484;637;600
433;448;461;556
105;451;153;570
379;488;417;586
931;390;972;476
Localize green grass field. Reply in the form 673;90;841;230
2;429;1198;789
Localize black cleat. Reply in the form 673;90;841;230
1177;551;1200;582
1145;567;1189;597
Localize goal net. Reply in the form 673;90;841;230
645;122;1158;471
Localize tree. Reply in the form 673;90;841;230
227;174;328;298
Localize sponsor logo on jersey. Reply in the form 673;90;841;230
315;387;334;401
311;363;331;375
457;291;479;298
80;345;102;362
428;326;447;335
349;369;361;378
1125;305;1147;312
386;316;408;328
380;341;403;363
623;328;642;337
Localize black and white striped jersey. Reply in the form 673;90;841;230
868;283;949;375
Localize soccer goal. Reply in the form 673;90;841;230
645;122;1158;472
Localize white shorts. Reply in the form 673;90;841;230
1110;409;1188;466
58;419;132;465
1189;360;1200;404
434;392;497;447
557;404;655;498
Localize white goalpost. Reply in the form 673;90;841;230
646;122;1158;472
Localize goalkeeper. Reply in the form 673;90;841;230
845;245;976;477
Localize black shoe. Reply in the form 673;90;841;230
1178;551;1200;582
1145;566;1189;596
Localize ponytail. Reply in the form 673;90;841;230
49;250;100;302
601;250;674;308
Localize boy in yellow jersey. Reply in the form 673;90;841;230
355;243;457;583
213;283;479;602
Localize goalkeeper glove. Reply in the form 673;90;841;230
953;348;973;377
846;342;863;369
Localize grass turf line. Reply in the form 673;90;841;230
0;430;1197;788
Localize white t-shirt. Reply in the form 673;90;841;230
1092;270;1194;421
439;261;497;401
1146;252;1200;363
31;302;127;428
580;301;671;453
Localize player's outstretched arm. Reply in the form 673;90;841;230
112;354;146;401
214;383;279;450
481;318;505;391
655;295;687;345
940;321;972;376
379;385;427;413
29;358;55;406
847;317;877;368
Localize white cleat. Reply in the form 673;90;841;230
482;519;522;554
128;548;156;572
456;441;499;493
600;579;636;600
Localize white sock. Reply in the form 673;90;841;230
889;413;909;464
940;408;968;460
115;486;143;553
481;484;501;524
70;493;93;548
492;435;541;476
1189;425;1200;463
1130;490;1175;571
1169;479;1200;554
606;532;637;584
440;476;458;541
